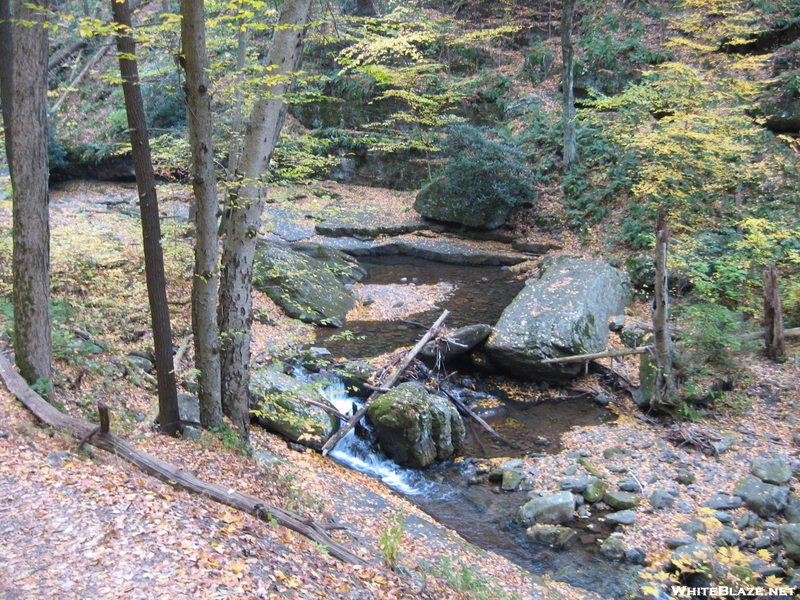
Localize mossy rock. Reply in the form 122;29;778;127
250;368;339;451
253;241;355;327
367;382;465;468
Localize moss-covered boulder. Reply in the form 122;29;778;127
485;257;632;382
253;241;355;327
366;382;465;468
250;368;339;451
414;177;513;230
290;243;368;284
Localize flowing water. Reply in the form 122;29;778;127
310;258;637;597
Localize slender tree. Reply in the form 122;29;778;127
218;0;314;442
0;0;53;392
180;0;222;429
110;0;181;436
561;0;577;171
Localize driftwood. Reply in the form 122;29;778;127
0;352;367;566
320;309;450;456
540;327;800;365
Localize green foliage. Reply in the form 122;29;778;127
271;130;339;185
423;557;522;600
678;303;750;369
438;124;537;212
211;422;252;455
378;513;405;568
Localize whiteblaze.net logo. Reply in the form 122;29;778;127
670;586;798;597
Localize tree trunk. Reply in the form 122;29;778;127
218;0;314;443
180;0;222;429
111;0;181;437
763;265;785;361
224;16;248;185
561;0;577;172
652;209;678;408
0;0;53;392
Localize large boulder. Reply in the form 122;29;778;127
253;241;355;327
250;369;339;451
366;382;465;468
413;177;512;230
485;257;632;381
289;243;368;284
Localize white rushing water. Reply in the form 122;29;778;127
319;381;439;497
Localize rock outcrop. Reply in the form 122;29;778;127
485;257;632;381
253;241;355;327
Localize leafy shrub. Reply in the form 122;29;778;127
437;124;537;212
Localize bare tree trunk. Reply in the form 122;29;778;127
181;0;222;429
561;0;577;172
111;0;181;437
354;0;377;16
218;0;314;443
652;208;678;408
225;17;248;183
0;0;52;392
763;265;785;361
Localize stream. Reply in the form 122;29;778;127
311;258;639;599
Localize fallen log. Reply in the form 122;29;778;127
0;352;367;566
540;327;800;365
320;309;449;456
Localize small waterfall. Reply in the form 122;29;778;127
318;381;439;497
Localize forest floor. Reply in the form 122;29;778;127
0;180;799;600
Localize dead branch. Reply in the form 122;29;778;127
540;327;800;365
0;352;367;566
321;310;450;456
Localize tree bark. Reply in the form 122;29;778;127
181;0;222;429
111;0;181;437
763;265;785;361
0;352;368;566
218;0;314;443
0;0;53;391
561;0;577;172
652;209;678;408
353;0;377;16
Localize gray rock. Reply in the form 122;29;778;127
599;536;625;560
413;176;516;230
675;469;695;485
502;469;526;491
583;478;609;503
617;477;642;493
625;547;647;565
666;536;697;549
290;243;368;284
650;489;676;510
559;476;590;493
333;362;377;398
680;518;707;537
734;476;790;518
604;491;641;510
485;257;632;382
516;491;576;527
250;369;339;451
670;543;716;569
780;524;800;561
253;241;354;327
562;464;580;476
737;511;760;529
603;446;626;459
180;426;203;442
525;524;577;550
717;526;740;547
752;457;793;485
626;252;655;289
367;382;465;468
606;510;637;525
784;495;800;523
704;494;743;510
176;393;200;426
618;324;646;349
420;324;493;361
713;511;733;524
126;354;153;373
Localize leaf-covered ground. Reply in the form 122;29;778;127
0;181;798;599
